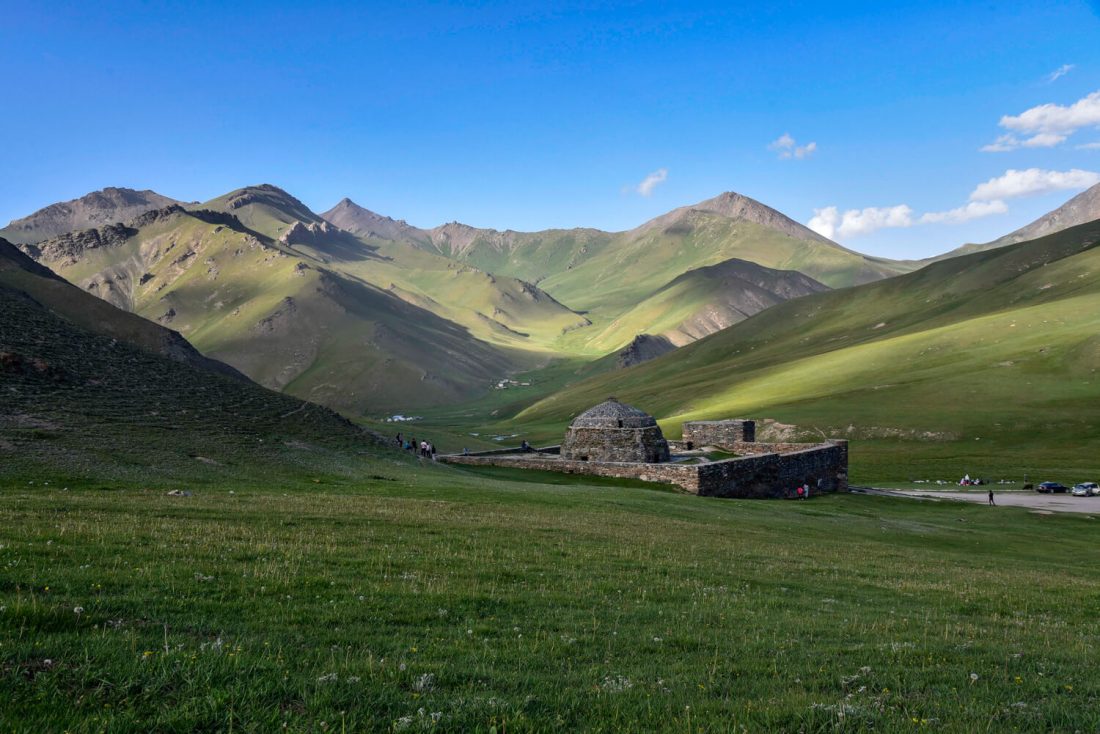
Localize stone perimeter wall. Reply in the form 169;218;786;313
439;440;848;499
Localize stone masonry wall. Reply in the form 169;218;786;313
439;439;848;500
667;439;813;456
439;453;702;491
682;420;755;448
695;441;848;499
561;426;670;463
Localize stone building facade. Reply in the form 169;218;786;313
560;398;670;463
682;419;755;448
439;400;848;500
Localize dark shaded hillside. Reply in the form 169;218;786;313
0;240;387;484
0;237;240;379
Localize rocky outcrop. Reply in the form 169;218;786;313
616;334;676;368
279;220;337;247
22;223;136;266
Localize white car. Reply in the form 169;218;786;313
1071;482;1099;497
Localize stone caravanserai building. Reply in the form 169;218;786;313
440;397;848;499
560;398;670;463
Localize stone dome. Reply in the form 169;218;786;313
569;398;659;429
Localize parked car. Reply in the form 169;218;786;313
1036;481;1069;494
1071;482;1099;497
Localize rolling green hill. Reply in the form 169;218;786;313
20;189;590;414
493;219;1100;481
323;191;908;356
580;257;830;353
13;184;911;416
0;237;384;485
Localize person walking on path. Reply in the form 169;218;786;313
988;489;995;506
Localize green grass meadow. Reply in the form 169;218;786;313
3;465;1100;732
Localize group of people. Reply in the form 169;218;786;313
394;433;436;459
794;483;811;500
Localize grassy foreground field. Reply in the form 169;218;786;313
2;467;1099;732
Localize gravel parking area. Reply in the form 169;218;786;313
855;487;1100;515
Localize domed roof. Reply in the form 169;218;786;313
569;398;658;429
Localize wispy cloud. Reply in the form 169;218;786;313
983;90;1100;151
808;205;913;240
768;133;817;160
634;168;668;197
812;168;1100;240
808;198;1009;240
980;133;1067;152
1047;64;1075;83
919;200;1009;224
1079;142;1100;150
969;168;1100;201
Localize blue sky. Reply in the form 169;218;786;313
2;0;1099;258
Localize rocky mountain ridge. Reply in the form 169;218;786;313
0;187;184;245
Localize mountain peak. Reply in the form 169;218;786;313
223;183;305;207
631;190;836;245
202;184;326;236
320;198;427;242
0;187;182;245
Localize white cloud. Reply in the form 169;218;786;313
980;131;1069;152
809;190;1016;241
981;134;1020;153
984;90;1100;151
768;133;817;160
919;199;1009;224
808;204;913;239
969;168;1100;201
1047;64;1075;83
807;207;839;239
635;168;668;197
769;133;795;151
1022;132;1068;148
811;167;1100;241
792;141;817;159
1002;90;1100;134
1079;142;1100;150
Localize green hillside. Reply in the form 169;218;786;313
15;184;913;416
21;191;590;414
542;212;901;318
492;219;1100;481
581;257;830;353
0;238;384;485
322;193;908;357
